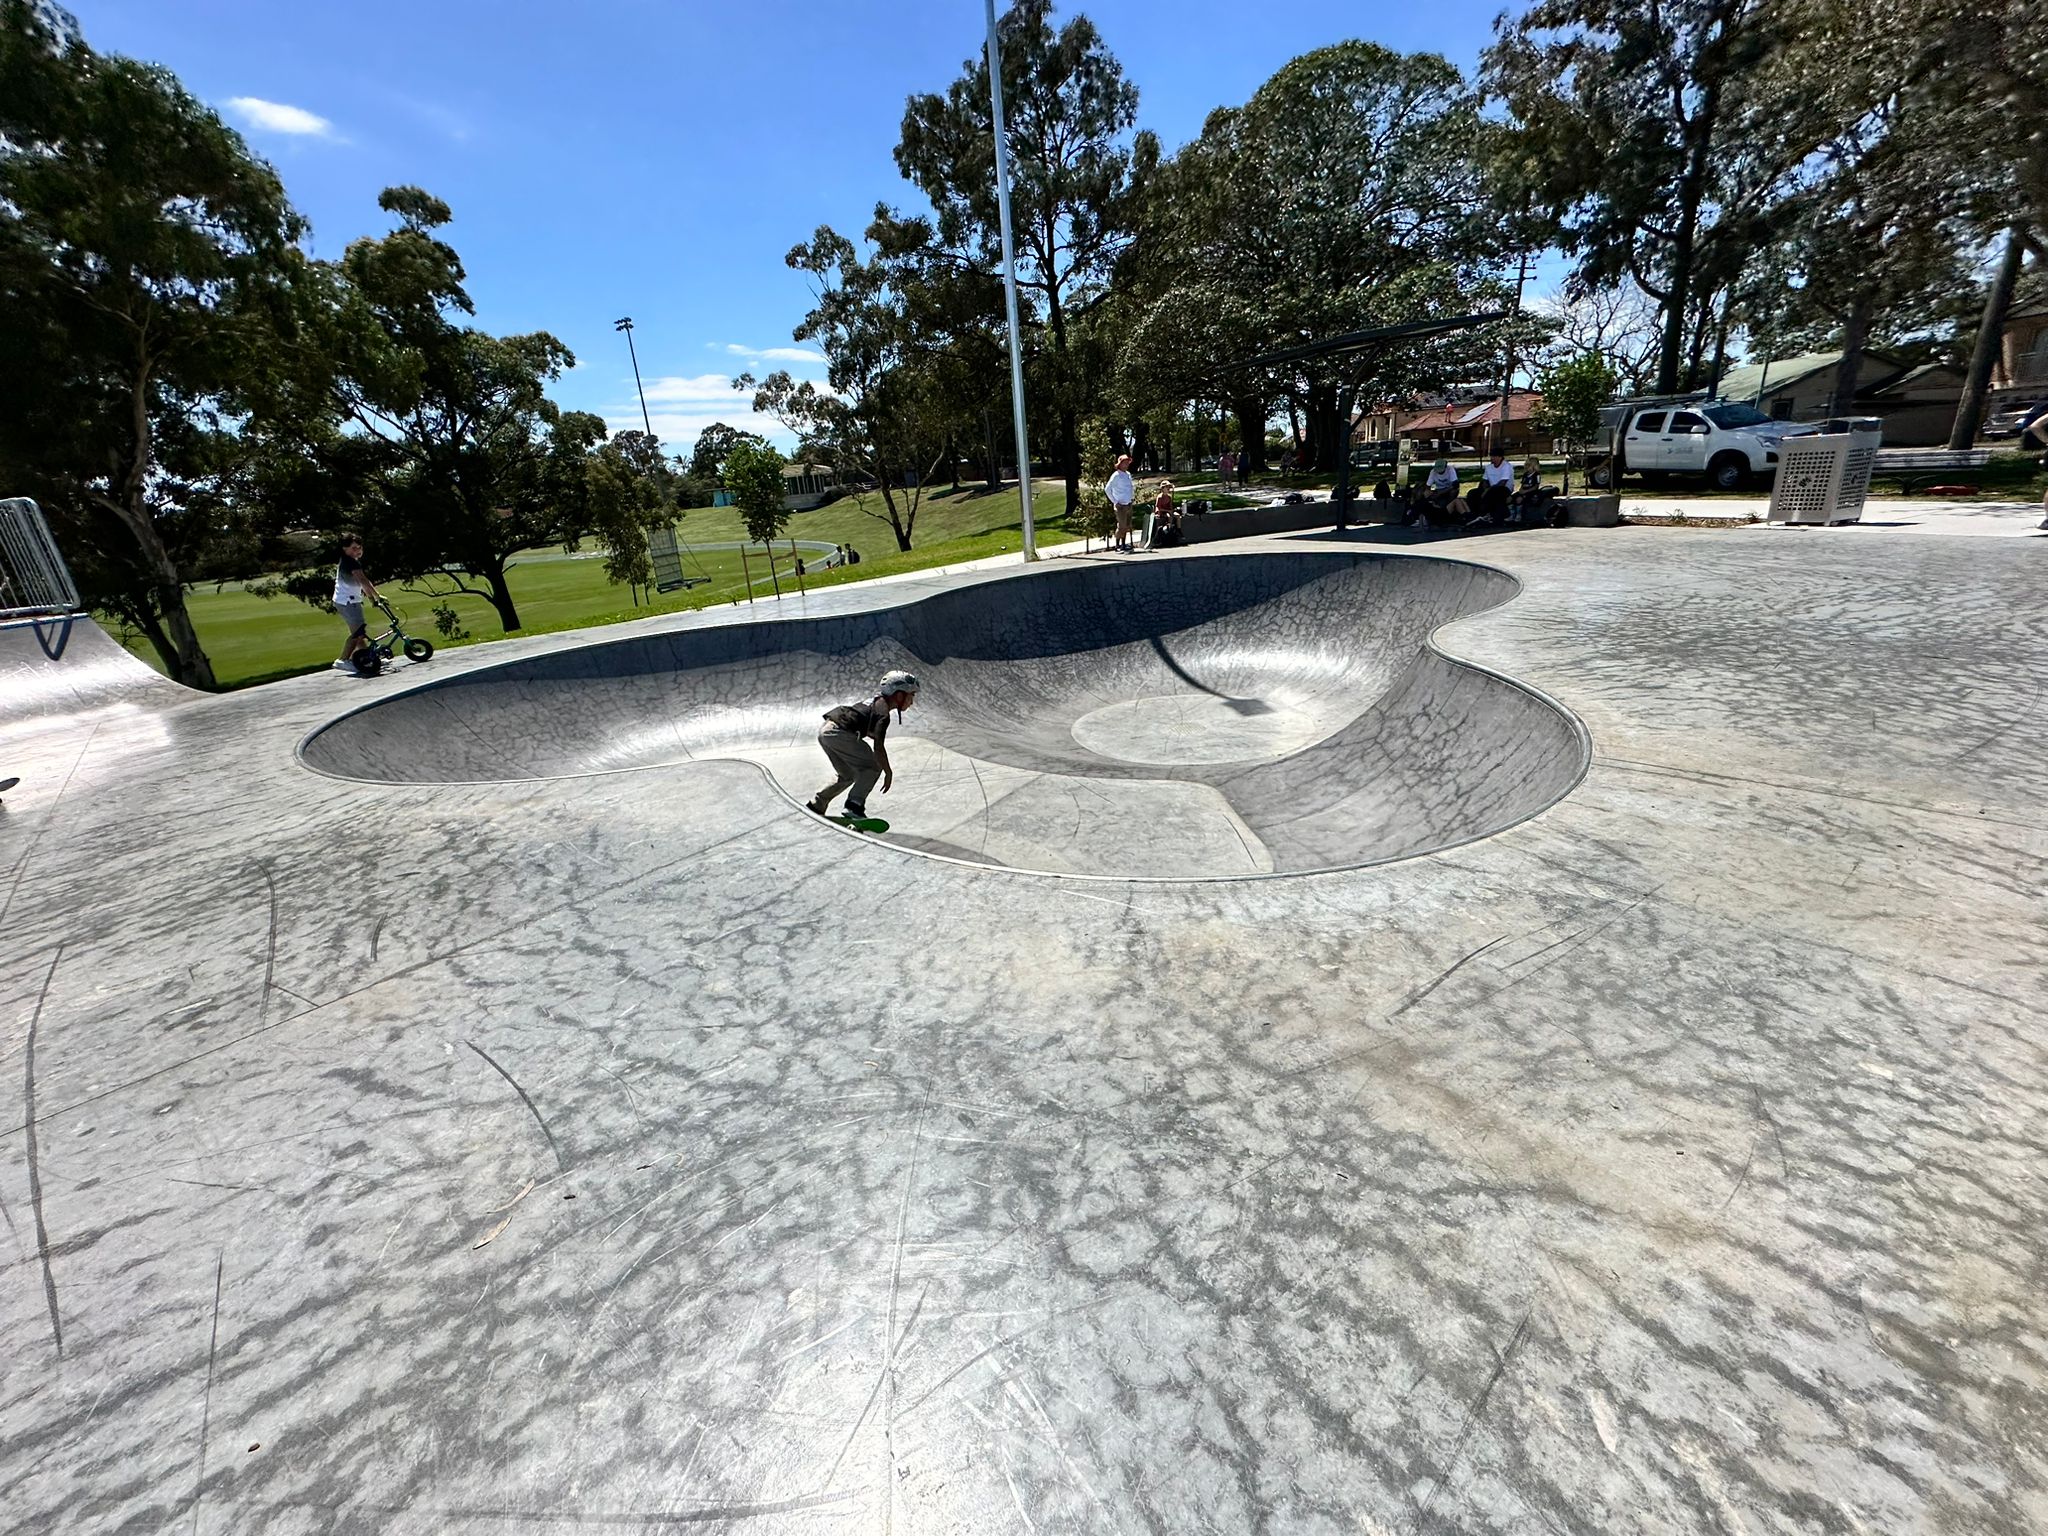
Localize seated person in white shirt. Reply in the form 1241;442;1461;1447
1474;450;1515;520
1421;455;1468;523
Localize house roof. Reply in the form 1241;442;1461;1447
1395;391;1543;434
1860;362;1963;398
1718;350;1910;403
1716;352;1844;401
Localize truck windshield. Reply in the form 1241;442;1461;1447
1704;403;1773;429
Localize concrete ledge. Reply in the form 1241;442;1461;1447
1563;494;1622;528
1181;502;1340;543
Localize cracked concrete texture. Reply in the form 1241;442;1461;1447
1;526;2044;1534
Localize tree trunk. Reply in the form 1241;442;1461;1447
1132;419;1155;473
1304;383;1342;474
878;485;914;552
1707;289;1733;396
481;558;522;632
1829;297;1873;419
1949;224;2027;449
1233;397;1268;471
1042;285;1082;513
1657;76;1722;394
947;437;960;493
126;604;177;676
1060;407;1081;514
1107;421;1128;457
116;367;216;690
1682;287;1716;391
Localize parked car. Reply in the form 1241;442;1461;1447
1588;398;1821;491
1983;400;2047;440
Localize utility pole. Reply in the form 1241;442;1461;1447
1494;245;1532;457
615;316;654;436
986;0;1037;561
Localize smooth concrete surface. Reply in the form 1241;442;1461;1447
300;553;1589;879
3;528;2046;1534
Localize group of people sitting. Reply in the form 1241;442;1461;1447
1381;451;1563;532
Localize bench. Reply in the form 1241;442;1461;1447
1870;447;1992;492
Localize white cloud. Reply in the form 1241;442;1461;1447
604;375;794;451
227;96;338;139
612;411;796;454
712;342;828;368
639;373;754;408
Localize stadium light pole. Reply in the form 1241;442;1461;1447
985;0;1037;561
615;316;654;436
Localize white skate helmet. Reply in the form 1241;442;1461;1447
878;669;919;697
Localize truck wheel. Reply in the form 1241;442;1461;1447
1709;454;1748;492
1587;461;1613;489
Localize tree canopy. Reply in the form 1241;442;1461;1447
0;0;308;684
896;0;1158;510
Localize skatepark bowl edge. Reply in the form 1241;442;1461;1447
297;550;1592;880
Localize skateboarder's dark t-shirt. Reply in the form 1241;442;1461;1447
822;696;890;743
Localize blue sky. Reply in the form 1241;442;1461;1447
70;0;1520;450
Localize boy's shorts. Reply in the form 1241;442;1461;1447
338;601;366;634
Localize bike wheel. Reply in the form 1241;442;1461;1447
404;638;435;663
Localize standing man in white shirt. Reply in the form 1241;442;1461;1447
1105;454;1137;553
332;533;382;670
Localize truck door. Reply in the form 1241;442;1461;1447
1625;411;1667;472
1665;410;1711;472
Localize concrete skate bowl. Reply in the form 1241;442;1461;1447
300;551;1589;879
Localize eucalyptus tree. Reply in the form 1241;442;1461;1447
0;0;310;686
895;0;1158;511
1483;0;1828;394
1129;44;1520;474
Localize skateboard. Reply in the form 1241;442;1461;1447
831;814;889;834
0;777;18;798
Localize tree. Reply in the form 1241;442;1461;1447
1885;0;2046;252
867;206;1015;493
1127;44;1522;476
1532;351;1617;493
687;422;749;484
1813;0;2044;441
580;429;681;593
299;188;597;633
1536;282;1662;397
0;0;310;687
1484;0;1825;395
723;437;788;548
750;215;956;552
896;0;1159;513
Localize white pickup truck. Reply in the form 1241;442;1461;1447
1588;400;1820;492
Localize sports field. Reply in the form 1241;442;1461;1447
112;483;1126;688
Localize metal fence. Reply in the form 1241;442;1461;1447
0;498;81;620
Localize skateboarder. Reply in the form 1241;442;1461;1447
806;670;919;825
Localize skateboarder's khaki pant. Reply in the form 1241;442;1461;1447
811;727;880;812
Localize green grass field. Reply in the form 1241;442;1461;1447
111;484;1110;689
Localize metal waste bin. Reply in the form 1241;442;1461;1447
1768;421;1882;526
